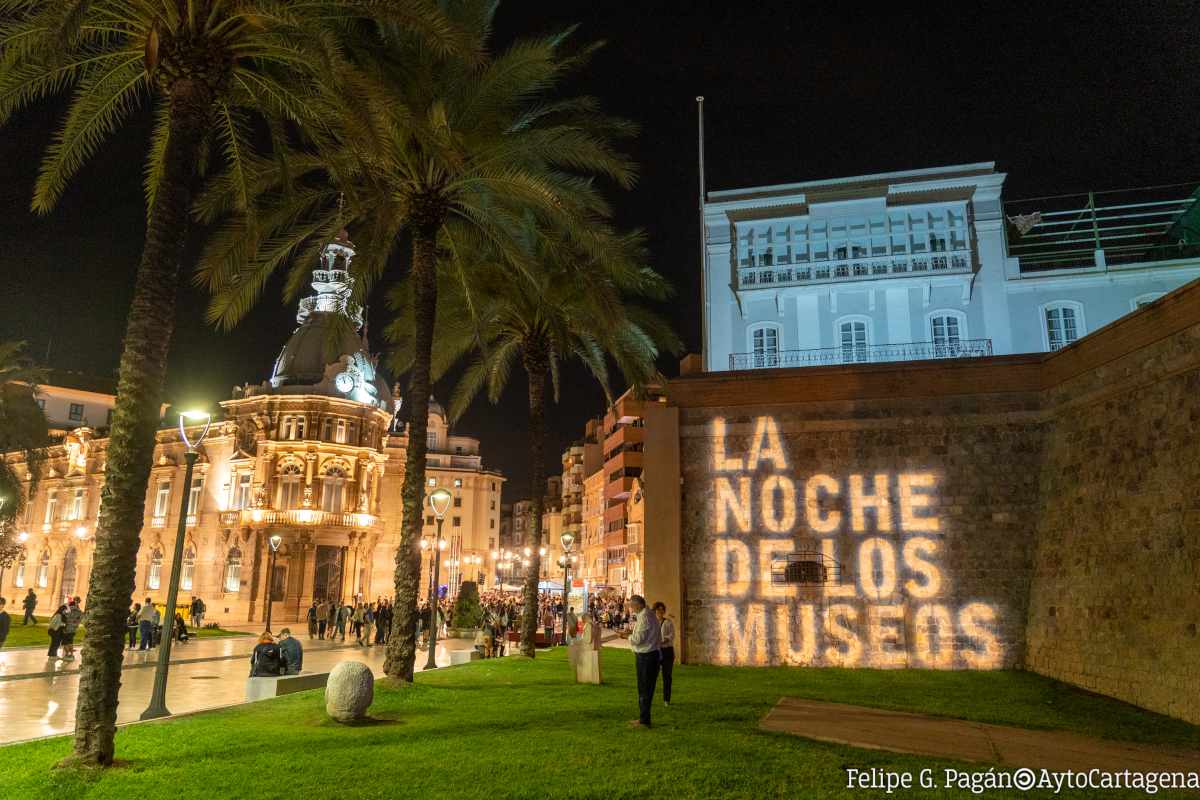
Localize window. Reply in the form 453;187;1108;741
490;519;495;529
453;497;461;508
335;419;346;444
491;482;496;491
490;500;496;510
452;516;461;527
426;430;438;451
455;446;463;455
57;547;76;598
1132;293;1166;311
282;416;304;440
428;477;437;487
69;403;83;421
37;551;49;587
70;487;84;520
838;318;869;363
296;417;305;439
282;417;293;440
279;464;303;510
180;548;195;591
153;481;171;517
928;311;967;356
1043;303;1084;351
323;418;333;441
14;551;26;587
750;325;780;367
224;547;242;592
187;477;202;517
322;466;346;513
454;478;463;488
426;515;435;525
489;538;494;549
346;422;355;445
44;490;58;523
234;473;252;510
147;547;163;590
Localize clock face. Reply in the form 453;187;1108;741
335;373;354;393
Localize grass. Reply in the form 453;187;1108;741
2;620;252;649
1;648;1197;800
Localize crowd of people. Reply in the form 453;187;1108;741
305;597;397;646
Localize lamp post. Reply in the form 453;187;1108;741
265;534;282;633
142;410;211;720
0;497;7;590
558;531;576;646
423;487;452;671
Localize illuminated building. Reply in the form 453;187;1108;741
3;234;504;621
703;163;1200;372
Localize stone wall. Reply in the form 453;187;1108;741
650;279;1200;724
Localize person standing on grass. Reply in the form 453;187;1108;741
617;595;661;729
0;597;10;649
653;602;675;707
278;628;302;674
47;604;68;659
542;606;554;645
564;606;578;645
60;598;84;661
307;601;319;639
136;598;155;651
22;589;37;625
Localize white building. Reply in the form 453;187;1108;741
701;163;1200;371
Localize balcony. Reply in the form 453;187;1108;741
729;339;993;371
603;476;635;503
217;509;383;529
151;516;166;528
602;423;643;454
737;251;970;291
605;449;643;476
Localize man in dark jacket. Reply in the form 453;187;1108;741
0;597;11;649
22;589;37;625
277;628;303;675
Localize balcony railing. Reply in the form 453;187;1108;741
737;251;970;290
730;339;993;370
217;508;382;528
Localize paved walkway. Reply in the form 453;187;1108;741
0;632;478;746
762;698;1200;774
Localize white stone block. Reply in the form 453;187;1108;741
451;649;482;665
325;661;374;721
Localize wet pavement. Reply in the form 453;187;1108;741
0;630;477;745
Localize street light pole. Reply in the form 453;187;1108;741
265;534;281;633
142;410;211;721
558;531;576;646
423;488;452;671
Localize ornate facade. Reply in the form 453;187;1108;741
3;234;504;623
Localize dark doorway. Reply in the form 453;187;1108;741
313;545;342;604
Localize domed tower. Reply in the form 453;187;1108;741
251;231;393;409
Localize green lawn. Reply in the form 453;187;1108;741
2;621;252;649
2;648;1197;800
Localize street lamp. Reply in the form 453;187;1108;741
142;409;211;720
559;531;576;646
424;487;452;671
265;534;282;633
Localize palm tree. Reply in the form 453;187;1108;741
0;0;453;766
386;227;681;657
194;3;638;681
0;342;50;582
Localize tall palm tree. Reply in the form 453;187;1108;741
0;0;453;766
387;227;681;657
0;342;50;579
194;3;638;681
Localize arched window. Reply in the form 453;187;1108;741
837;317;870;363
224;546;243;593
180;547;195;591
14;550;26;587
1041;302;1085;352
749;325;780;368
321;466;346;513
147;547;163;590
61;547;77;601
928;310;968;356
36;550;50;588
278;463;303;510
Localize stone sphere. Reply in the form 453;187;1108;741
325;661;375;721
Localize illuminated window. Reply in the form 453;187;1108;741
36;550;49;588
14;551;26;587
180;548;195;591
234;473;252;510
838;318;870;363
454;478;463;487
187;477;202;516
282;417;293;440
1043;303;1084;351
44;490;57;523
69;403;83;421
295;417;305;439
224;547;242;592
428;477;437;487
749;326;779;367
70;487;84;520
147;547;163;590
322;466;346;513
153;481;170;517
426;430;438;451
335;419;346;444
278;464;303;510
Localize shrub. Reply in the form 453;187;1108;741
451;581;483;629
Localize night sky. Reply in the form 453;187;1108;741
1;3;1197;502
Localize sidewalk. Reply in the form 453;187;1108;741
761;698;1200;774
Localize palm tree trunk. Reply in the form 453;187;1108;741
67;78;213;767
518;344;550;658
383;217;440;681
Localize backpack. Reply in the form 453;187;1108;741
251;642;283;676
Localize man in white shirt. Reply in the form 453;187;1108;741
617;595;661;728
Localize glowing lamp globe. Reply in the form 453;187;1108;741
428;488;453;518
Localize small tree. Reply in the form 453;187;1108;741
451;580;483;630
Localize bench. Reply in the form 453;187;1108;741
244;671;330;702
450;650;482;665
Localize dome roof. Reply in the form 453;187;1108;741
427;394;446;420
272;312;364;386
